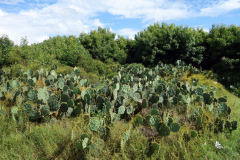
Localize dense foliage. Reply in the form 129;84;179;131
79;27;128;64
133;23;207;67
205;24;240;72
203;24;240;96
0;34;14;66
0;22;240;96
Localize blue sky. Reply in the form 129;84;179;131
0;0;240;45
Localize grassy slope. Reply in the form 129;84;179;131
0;69;240;160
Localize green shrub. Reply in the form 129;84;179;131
0;34;14;66
79;27;128;64
133;22;207;67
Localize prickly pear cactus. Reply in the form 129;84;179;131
89;117;100;132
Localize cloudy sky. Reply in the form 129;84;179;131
0;0;240;45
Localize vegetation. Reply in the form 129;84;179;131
0;22;239;159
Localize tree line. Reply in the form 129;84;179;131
0;22;240;95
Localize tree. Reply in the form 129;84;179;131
134;22;207;67
0;34;14;66
79;27;128;64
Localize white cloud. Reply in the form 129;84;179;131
35;36;49;43
91;19;104;28
117;28;139;36
127;35;135;40
0;0;240;45
202;28;210;33
0;0;24;5
200;0;240;16
0;9;8;16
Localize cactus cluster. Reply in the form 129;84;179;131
0;60;238;156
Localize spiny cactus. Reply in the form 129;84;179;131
195;87;204;96
28;90;38;101
10;79;20;89
48;100;59;111
76;137;89;151
150;109;159;116
89;117;100;132
149;116;159;127
40;105;50;116
29;110;40;121
169;123;180;132
156;123;170;136
118;106;125;115
23;103;32;113
37;87;49;103
61;94;69;102
135;115;143;125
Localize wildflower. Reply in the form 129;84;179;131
215;141;223;149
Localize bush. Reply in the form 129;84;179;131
205;24;240;73
133;22;207;67
79;27;128;64
0;34;14;66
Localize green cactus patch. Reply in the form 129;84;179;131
37;87;49;103
142;99;147;108
61;94;69;102
157;123;170;136
150;95;160;104
218;103;228;113
89;117;100;132
10;80;20;89
203;93;211;104
231;121;237;130
168;89;175;97
74;68;81;75
45;79;50;86
126;105;133;115
23;103;32;113
113;114;120;123
59;82;64;90
63;85;69;92
149;116;159;127
29;110;40;120
195;88;204;96
121;84;130;94
156;85;163;94
116;96;124;105
28;90;38;101
135;115;143;125
133;92;141;102
48;100;59;111
170;123;180;132
86;88;94;96
48;95;58;102
40;105;50;116
105;101;111;112
150;109;159;115
84;94;91;104
60;103;68;112
76;138;89;151
27;69;33;76
122;131;130;142
190;130;198;138
69;82;74;90
218;97;227;103
73;88;78;94
118;106;125;115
